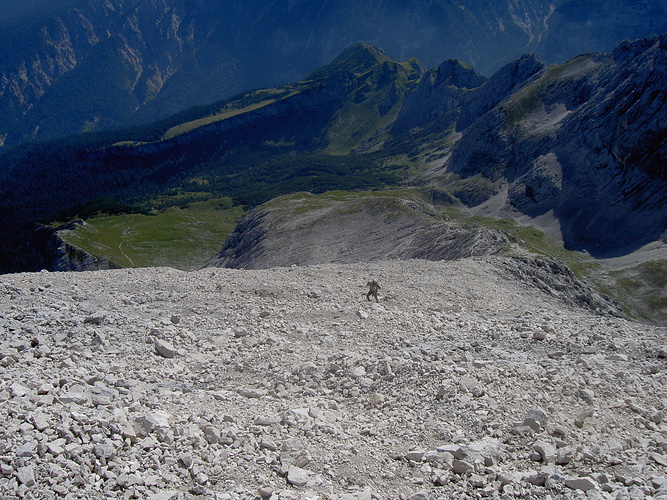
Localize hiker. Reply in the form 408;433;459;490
366;280;380;303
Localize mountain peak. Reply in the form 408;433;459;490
339;42;388;60
434;59;486;89
305;43;393;81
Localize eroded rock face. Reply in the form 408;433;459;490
0;258;664;498
501;256;622;316
444;35;667;256
393;59;488;134
206;193;510;270
507;153;563;215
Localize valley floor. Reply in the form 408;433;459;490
0;257;665;499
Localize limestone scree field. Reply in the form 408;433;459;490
0;257;665;499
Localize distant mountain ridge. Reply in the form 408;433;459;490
1;0;667;149
1;34;665;278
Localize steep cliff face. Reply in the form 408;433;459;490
393;60;487;134
443;34;667;256
394;54;546;136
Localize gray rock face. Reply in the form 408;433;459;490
444;34;667;256
393;55;544;135
394;60;487;133
457;54;545;131
507;153;563;213
206;192;510;270
501;256;623;316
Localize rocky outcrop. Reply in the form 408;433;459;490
32;222;120;272
502;256;622;317
393;59;487;133
457;54;545;131
207;192;511;269
393;53;544;136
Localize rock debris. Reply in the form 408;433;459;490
0;257;665;499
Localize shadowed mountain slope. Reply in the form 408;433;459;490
0;36;665;287
1;0;666;149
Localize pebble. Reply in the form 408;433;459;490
532;441;556;463
287;465;310;487
94;443;115;459
565;476;598;491
238;388;268;398
406;450;426;462
155;339;178;358
16;466;35;486
452;460;474;475
254;414;281;426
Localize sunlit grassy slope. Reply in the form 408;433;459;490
161;89;299;140
607;261;667;323
59;198;244;270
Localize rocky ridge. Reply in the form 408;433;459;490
33;222;121;273
443;34;667;255
3;0;667;149
0;257;665;499
207;192;513;271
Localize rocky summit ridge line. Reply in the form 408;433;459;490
0;258;665;499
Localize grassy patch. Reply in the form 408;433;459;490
457;212;596;276
502;70;550;125
437;173;498;207
266;188;434;220
162;90;299;140
606;261;667;323
502;55;602;127
59;197;244;270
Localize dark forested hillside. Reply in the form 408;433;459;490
1;0;666;150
